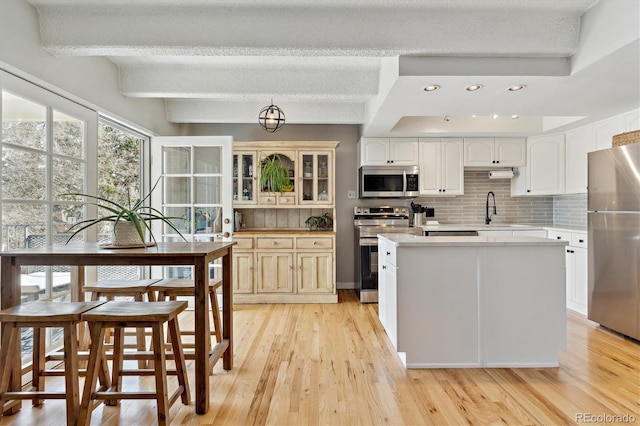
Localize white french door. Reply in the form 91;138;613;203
151;136;233;280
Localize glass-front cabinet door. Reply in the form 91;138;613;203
299;151;332;205
233;151;256;205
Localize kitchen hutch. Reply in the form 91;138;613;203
231;141;339;303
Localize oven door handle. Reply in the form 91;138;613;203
359;238;379;246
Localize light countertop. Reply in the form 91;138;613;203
417;223;587;233
379;233;569;247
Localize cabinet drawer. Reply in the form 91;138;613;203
278;195;296;205
296;237;333;249
257;237;294;249
233;237;254;249
571;232;588;248
548;230;572;242
259;196;277;205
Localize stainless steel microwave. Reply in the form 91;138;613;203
359;166;419;198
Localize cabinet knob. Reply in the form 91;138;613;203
386;251;390;255
579;239;584;243
492;160;496;164
223;232;230;238
313;241;317;245
496;160;500;164
442;189;446;193
224;218;231;224
382;265;386;269
557;236;561;239
526;190;531;193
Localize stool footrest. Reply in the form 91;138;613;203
120;369;181;377
1;391;66;400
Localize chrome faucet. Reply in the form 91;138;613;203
485;191;496;225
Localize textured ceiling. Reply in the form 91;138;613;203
25;0;640;135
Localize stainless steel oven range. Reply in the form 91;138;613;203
354;205;422;303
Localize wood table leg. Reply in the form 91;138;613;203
194;258;210;414
222;250;233;370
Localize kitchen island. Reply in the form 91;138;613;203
378;234;568;369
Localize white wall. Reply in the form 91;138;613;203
0;0;181;136
184;123;361;287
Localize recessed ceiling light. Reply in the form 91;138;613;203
492;114;499;119
508;85;526;91
423;85;440;92
512;114;519;120
471;115;477;118
466;84;483;92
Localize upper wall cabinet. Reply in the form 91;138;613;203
233;141;339;208
463;138;525;167
358;138;419;166
418;138;464;196
511;134;565;196
593;116;625;151
564;126;594;194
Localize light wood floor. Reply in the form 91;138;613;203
1;290;639;425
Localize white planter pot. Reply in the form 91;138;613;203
112;221;146;246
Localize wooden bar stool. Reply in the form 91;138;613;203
79;301;190;426
150;278;222;365
83;279;160;367
0;300;106;426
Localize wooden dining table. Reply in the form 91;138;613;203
0;241;235;415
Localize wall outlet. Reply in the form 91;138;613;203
347;190;357;199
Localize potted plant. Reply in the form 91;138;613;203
305;213;333;231
259;153;292;194
62;177;187;247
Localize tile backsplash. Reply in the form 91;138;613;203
411;170;554;225
553;194;587;228
236;171;588;230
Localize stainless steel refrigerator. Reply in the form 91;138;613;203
587;142;640;340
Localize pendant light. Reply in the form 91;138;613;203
258;100;286;133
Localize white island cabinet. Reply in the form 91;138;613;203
378;234;567;369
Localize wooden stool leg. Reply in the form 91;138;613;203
167;318;190;404
151;323;170;426
134;294;148;369
31;327;46;406
0;323;19;409
79;322;106;426
209;290;222;344
63;323;80;425
108;326;125;406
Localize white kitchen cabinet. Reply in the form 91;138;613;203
564;126;594;194
418;138;463;196
378;238;398;349
625;109;640;131
359;138;419;166
593;115;625;151
464;138;525;167
548;229;587;315
511;134;565;196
